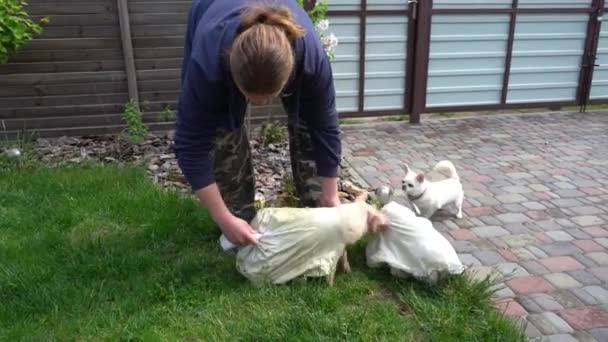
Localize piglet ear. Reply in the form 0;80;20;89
404;164;410;173
416;173;425;183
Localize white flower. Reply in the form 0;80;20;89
315;19;329;33
326;33;338;49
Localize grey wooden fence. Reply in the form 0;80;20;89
0;0;286;139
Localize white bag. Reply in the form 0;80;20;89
231;206;348;286
366;201;464;283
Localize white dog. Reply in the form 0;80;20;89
401;161;464;219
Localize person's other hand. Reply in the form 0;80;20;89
218;214;258;246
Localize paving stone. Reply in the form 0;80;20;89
586;252;608;266
473;250;506;266
473;239;499;250
573;331;600;342
449;229;478;241
504;203;528;213
552;290;586;308
522;260;550;275
559;306;608;330
512;247;538;261
530;183;551;192
540;242;583;256
572;206;605;215
497;193;528;204
528;246;549;259
497;248;518;262
596;238;608;248
495;262;530;279
546;334;578;342
464;206;497;217
507;276;555;295
458;253;482;266
573;240;606;253
545;230;574;242
497;213;532;224
556;189;586;198
540;256;585;273
574;254;600;268
552;198;584;208
572;216;606;227
582;285;608;304
503;185;533;194
583;226;608;237
567;270;603;286
571;288;599;305
471;226;509;238
523;201;548;210
566;228;592;239
495;299;528;317
502;234;538;248
524;321;544;338
544;273;583;289
520;296;544;313
479;216;502;225
451;240;478;253
590;328;608;342
530;293;565;312
536;220;561;231
528;312;574;334
494;286;516;299
556;219;578;229
504;223;531;234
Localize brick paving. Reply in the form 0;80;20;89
342;111;608;340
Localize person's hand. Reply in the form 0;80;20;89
218;213;258;246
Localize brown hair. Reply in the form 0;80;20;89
230;5;305;97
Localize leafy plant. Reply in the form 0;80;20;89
259;121;286;146
0;0;46;63
122;99;148;143
297;0;336;60
158;105;176;122
276;175;299;207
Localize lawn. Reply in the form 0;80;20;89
0;164;526;341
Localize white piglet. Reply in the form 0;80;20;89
401;160;465;219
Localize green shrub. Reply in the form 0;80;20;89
123;99;149;143
0;0;46;63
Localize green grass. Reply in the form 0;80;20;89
0;165;525;341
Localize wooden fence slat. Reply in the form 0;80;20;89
10;49;123;63
137;69;180;81
40;26;121;39
22;38;121;51
0;103;125;119
130;13;185;25
31;14;118;26
132;25;187;37
133;37;184;48
134;47;184;59
3;113;170;131
135;58;182;70
0;93;129;109
0;60;125;75
0;82;128;98
138;79;180;92
129;2;191;13
0;71;126;86
25;3;117;15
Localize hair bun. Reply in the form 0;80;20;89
241;5;305;39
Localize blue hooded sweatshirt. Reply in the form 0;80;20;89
174;0;342;191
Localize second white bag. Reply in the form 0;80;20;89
366;201;464;283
